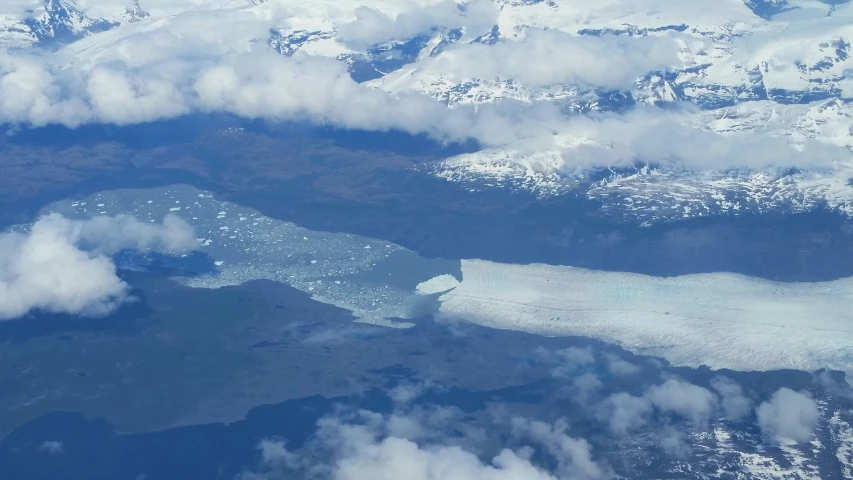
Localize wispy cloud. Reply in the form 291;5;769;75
416;28;680;90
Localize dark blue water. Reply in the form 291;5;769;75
2;117;478;158
3;116;853;284
112;251;219;278
0;371;551;480
0;396;334;480
0;354;826;480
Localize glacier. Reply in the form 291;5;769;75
27;185;853;383
432;259;853;379
3;3;853;375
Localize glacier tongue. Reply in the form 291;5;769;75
433;258;853;379
34;184;853;384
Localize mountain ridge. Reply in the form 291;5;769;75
2;0;853;224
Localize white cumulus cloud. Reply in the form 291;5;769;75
557;107;849;171
423;28;680;90
0;213;197;320
710;376;752;420
644;379;717;425
600;378;717;434
511;417;607;480
240;407;606;480
756;388;820;443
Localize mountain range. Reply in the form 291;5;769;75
2;0;853;223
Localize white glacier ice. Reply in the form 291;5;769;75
432;259;853;378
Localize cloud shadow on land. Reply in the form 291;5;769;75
0;283;154;344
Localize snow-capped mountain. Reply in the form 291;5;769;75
359;0;853;224
3;0;853;224
606;393;853;480
0;0;119;49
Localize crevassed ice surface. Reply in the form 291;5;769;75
37;184;853;379
436;259;853;378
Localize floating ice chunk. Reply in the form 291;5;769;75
364;245;371;249
214;261;224;266
40;184;460;332
97;203;105;207
169;207;181;211
416;274;461;295
311;260;317;264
